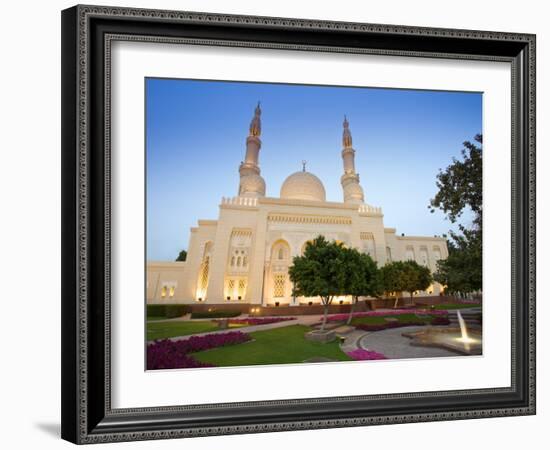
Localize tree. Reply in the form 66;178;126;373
379;261;408;308
342;248;380;325
288;236;347;331
175;250;187;262
400;260;433;304
434;228;482;294
429;135;482;294
380;261;432;307
429;134;482;229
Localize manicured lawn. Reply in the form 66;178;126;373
147;321;219;341
350;313;436;326
192;325;352;366
147;316;168;322
430;303;480;310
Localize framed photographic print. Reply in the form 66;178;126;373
61;4;536;444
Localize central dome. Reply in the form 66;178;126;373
280;171;326;202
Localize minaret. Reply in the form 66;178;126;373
238;102;266;197
340;116;365;204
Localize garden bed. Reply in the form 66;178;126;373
146;320;219;341
217;317;296;326
344;313;451;332
147;331;252;369
192;325;352;367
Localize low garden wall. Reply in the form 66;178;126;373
366;295;467;310
149;295;481;319
183;301;370;317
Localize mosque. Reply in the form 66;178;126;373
146;104;448;307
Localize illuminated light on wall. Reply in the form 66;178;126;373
335;295;352;304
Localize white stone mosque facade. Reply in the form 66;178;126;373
146;104;448;306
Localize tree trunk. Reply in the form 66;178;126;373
321;301;329;331
393;293;399;309
346;297;357;325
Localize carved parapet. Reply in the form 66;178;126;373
358;204;383;216
221;196;259;208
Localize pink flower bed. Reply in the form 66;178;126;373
147;331;251;370
347;349;387;360
223;317;296;326
327;309;448;322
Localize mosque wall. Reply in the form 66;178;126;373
145;104;449;305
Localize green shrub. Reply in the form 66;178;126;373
147;304;166;318
165;305;189;318
190;310;241;319
147;304;189;319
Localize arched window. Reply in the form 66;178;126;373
238;279;247;298
226;278;235;299
199;257;210;290
231;256;235;266
160;286;167;298
273;274;286;298
386;246;392;262
270;240;291;300
237;256;242;267
243;256;248;267
271;240;290;262
196;242;213;300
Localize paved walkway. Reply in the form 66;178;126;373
340;329;369;353
153;315;324;343
356;325;461;359
152;310;481;359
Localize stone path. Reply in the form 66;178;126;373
151;315;325;343
340;329;369;354
356;325;462;359
152;309;482;359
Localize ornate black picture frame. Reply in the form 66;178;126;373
61;4;536;444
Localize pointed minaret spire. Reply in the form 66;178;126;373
341;116;356;175
239;102;266;197
302;160;307;172
340;116;365;204
249;101;262;137
343;115;353;148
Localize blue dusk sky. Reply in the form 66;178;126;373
146;78;482;261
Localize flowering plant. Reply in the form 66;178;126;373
147;331;251;369
346;349;387;360
222;317;295;326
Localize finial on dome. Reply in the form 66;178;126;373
302;160;307;172
249;102;262;137
342;115;352;148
